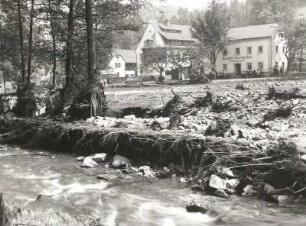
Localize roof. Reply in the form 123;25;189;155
152;23;196;42
114;49;136;64
151;23;278;42
228;24;278;40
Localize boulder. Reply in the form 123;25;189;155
242;185;258;196
217;166;234;178
214;189;230;199
90;153;107;163
123;115;136;120
226;179;240;189
156;171;171;179
209;174;227;190
77;156;85;162
163;167;171;173
186;200;208;214
179;177;188;183
139;166;155;177
97;174;119;181
112;155;130;169
81;157;98;168
248;118;260;127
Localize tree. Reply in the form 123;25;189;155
191;1;230;71
47;0;57;87
246;0;299;25
141;47;170;81
279;19;306;73
17;0;26;83
27;0;35;85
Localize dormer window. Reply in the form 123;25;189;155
160;27;182;34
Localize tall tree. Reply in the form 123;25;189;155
85;0;96;85
279;19;306;73
65;0;75;89
47;0;57;87
246;0;299;25
27;0;35;85
191;1;230;71
141;47;170;81
17;0;26;83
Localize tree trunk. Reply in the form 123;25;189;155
85;0;96;85
0;23;6;94
83;0;106;118
14;0;37;117
48;0;57;87
65;0;76;87
27;0;35;85
17;0;26;83
299;47;304;72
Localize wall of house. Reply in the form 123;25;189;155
109;56;126;78
216;37;273;74
136;24;166;76
272;35;288;71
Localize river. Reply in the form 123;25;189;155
0;145;306;226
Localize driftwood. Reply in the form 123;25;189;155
267;86;306;100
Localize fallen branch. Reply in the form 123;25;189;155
229;163;274;169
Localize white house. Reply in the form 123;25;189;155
107;49;137;78
215;24;288;75
136;22;196;77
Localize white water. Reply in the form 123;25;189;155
0;145;306;226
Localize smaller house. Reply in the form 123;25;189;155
108;49;137;78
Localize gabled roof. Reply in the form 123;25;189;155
228;23;278;40
151;23;196;42
114;49;137;64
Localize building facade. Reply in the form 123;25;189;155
105;50;137;78
136;22;196;77
215;24;287;75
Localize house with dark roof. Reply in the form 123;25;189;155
216;23;287;75
136;22;197;77
106;49;137;78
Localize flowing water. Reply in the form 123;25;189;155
0;145;306;226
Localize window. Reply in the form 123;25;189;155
258;46;263;53
223;49;228;56
276;45;279;53
223;64;228;71
247;63;252;70
247;47;252;55
115;63;121;68
235;48;240;55
258;62;263;70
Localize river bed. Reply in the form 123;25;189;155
0;145;306;226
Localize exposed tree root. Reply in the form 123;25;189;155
1;118;306;198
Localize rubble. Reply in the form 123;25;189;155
2;79;306;204
81;157;98;168
186;200;208;214
112;155;131;169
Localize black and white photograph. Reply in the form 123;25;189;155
0;0;306;225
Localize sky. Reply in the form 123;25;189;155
158;0;245;10
162;0;209;10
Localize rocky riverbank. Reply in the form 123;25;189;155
1;116;306;207
1;79;306;220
